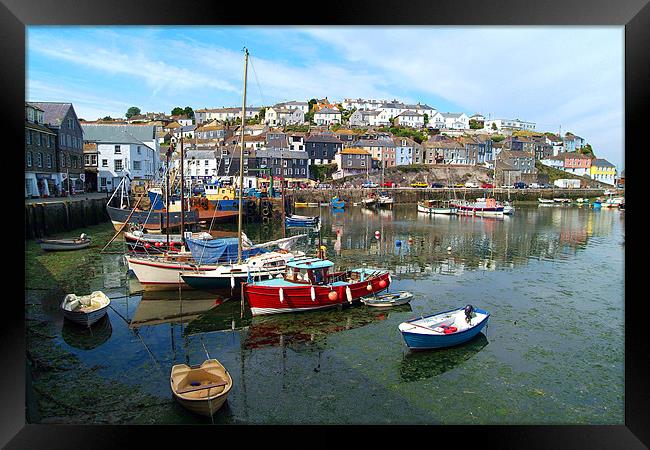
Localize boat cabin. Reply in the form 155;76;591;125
284;258;334;285
204;184;236;201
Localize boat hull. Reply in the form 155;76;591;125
106;205;199;232
245;272;391;316
63;304;109;327
40;239;91;251
417;204;456;215
126;255;217;290
400;308;490;350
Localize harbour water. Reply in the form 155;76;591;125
25;203;625;424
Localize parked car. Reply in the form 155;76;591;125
529;183;540;189
481;183;494;189
514;181;528;189
502;184;515;189
411;181;428;188
362;182;379;188
381;181;396;188
430;182;444;188
464;182;479;188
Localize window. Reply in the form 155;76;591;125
114;145;121;154
137;146;141;155
26;130;31;145
26;152;32;167
46;155;52;168
59;134;64;147
35;132;41;146
114;160;123;171
102;159;108;167
36;152;43;167
204;160;209;165
67;155;71;167
100;177;107;187
133;161;141;170
67;135;71;147
84;154;90;165
60;153;65;168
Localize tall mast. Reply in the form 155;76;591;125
180;134;185;241
166;145;172;246
237;48;249;264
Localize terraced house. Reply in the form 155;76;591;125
25;103;58;198
29;101;84;195
333;148;372;180
305;133;343;167
589;159;617;186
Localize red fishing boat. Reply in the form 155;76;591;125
243;257;391;316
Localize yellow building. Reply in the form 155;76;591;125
589;158;617;186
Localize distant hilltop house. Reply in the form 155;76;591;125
484;118;536;132
430;112;470;130
194;106;261;124
348;109;391;127
393;110;425;129
265;106;305;126
313;108;342;126
274;101;310;115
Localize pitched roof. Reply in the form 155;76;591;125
81;124;156;145
315;108;341;115
396;110;423;117
28;102;74;127
305;134;343;144
591;158;615;167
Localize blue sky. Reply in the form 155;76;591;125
27;26;624;169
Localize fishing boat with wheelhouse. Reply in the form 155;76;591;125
451;197;504;217
243;257;391;316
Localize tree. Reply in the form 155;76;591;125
182;106;194;119
125;107;141;119
171;107;184;116
101;116;113;121
491;122;498;131
469;119;482;130
579;143;595;158
423;113;429;125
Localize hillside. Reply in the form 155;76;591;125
331;164;493;187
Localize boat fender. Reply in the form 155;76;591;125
388;274;392;285
442;325;458;334
279;288;284;303
346;286;353;304
310;286;316;302
366;283;373;291
230;274;235;289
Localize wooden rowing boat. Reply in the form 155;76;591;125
40;234;91;251
60;291;111;327
170;359;233;416
362;290;413;307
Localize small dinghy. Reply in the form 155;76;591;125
399;305;489;350
40;233;91;251
170;359;233;417
362;291;413;307
60;291;111;327
285;214;319;227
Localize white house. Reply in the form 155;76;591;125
431;112;470;130
314;108;342;126
545;134;564;156
265;107;305;126
81;124;161;192
170;125;197;143
274;101;309;115
484;118;536;132
194;107;261;124
182;149;219;182
341;98;385;111
394;110;425;128
540;155;565;170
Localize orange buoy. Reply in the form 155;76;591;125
328;291;338;301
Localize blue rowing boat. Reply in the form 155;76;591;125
330;197;345;209
285;214;319;227
398;305;489;350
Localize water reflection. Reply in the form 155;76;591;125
244;304;411;351
61;314;113;350
130;290;226;329
399;333;489;382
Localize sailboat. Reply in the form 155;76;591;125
177;48;306;291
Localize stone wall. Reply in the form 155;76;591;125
25;198;110;239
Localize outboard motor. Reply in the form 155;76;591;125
464;304;475;324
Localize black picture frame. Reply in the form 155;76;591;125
5;0;647;447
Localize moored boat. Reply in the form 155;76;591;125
60;291;111;327
451;198;504;217
398;305;490;350
553;198;571;203
377;193;394;207
124;230;212;253
538;198;555;204
417;200;456;215
362;291;413;307
285;214;319;227
170;359;233;417
243;257;391;316
330;196;346;209
40;234;91;251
